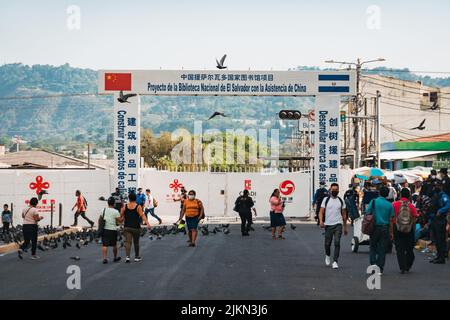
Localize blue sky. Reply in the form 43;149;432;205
1;0;449;73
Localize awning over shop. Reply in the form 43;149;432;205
380;150;447;161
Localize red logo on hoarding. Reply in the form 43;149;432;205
279;180;295;196
169;179;184;193
29;176;50;195
244;180;252;190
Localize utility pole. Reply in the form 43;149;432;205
376;90;381;168
87;143;91;169
325;58;385;168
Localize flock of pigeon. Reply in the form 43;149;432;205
3;222;299;260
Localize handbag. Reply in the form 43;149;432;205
362;200;376;236
97;209;106;236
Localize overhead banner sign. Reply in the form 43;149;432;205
114;93;140;195
314;96;341;189
98;70;356;96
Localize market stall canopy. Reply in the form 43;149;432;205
380;150;447;161
354;167;385;180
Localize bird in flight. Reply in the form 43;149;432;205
208;112;227;120
410;119;426;130
117;91;137;103
216;54;227;69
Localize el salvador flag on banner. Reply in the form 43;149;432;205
318;74;350;93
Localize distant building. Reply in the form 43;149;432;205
381;132;450;170
0;150;106;169
342;75;450;166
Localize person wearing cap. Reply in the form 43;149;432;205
313;181;329;226
439;168;450;196
420;170;437;198
430;180;449;264
100;197;122;264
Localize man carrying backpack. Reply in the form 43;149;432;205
319;183;348;269
365;186;394;275
234;189;255;236
344;184;359;226
313;181;329;226
393;188;419;273
71;190;94;228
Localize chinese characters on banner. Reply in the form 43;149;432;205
314;96;341;190
114;93;140;195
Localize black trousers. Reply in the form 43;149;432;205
2;222;10;234
21;224;38;256
394;226;415;271
369;225;390;272
239;212;251;235
324;224;343;262
73;211;94;226
431;215;447;260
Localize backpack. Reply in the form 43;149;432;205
396;200;414;233
316;188;329;206
83;197;88;209
362;200;376;236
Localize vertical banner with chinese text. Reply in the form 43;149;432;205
114;93;141;195
314;96;341;190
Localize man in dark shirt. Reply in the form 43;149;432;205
234;190;255;236
344;184;359;225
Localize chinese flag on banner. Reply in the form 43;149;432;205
105;73;132;91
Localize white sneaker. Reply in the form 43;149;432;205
332;261;339;269
31;255;40;260
125;256;130;263
325;256;331;266
134;256;142;262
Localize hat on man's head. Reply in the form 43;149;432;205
319;181;326;186
431;169;437;175
439;168;448;175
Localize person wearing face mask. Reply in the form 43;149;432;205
177;190;205;247
365;186;395;275
319;183;348;270
420;170;437;198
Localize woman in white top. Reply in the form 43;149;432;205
18;197;43;260
100;197;122;264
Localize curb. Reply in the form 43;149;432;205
0;227;83;255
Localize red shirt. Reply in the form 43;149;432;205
393;198;419;220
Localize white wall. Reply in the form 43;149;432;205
0;169;354;226
140;170;312;219
0;170;111;227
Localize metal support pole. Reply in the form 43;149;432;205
50;203;54;227
59;203;62;226
376;90;381;168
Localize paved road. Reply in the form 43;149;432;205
0;224;449;300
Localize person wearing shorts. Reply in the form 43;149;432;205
100;197;122;264
177;190;205;247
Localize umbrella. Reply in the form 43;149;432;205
354;167;385;180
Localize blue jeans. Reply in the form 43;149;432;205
144;208;161;222
369;225;390;272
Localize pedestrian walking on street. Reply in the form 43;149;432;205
319;183;348;269
111;187;126;212
100;197;122;264
366;186;394;275
344;184;359;226
234;189;255;236
313;181;329;225
18;197;43;260
144;189;162;224
2;204;12;236
269;189;286;240
120;192;151;263
393;188;419;273
71;190;94;228
177;190;205;247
